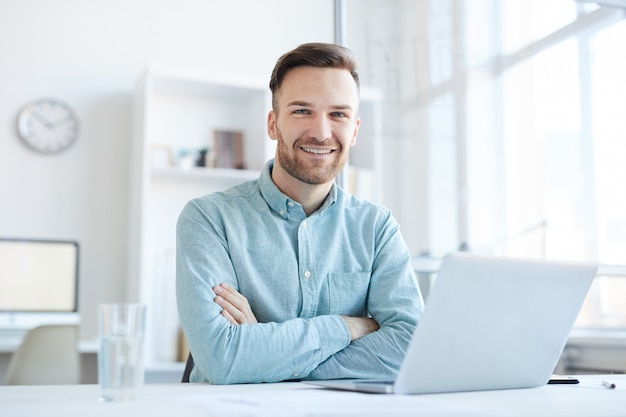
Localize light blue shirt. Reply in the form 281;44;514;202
176;160;423;384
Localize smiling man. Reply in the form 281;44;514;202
176;43;423;384
269;64;358;212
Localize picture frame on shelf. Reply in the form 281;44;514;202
214;129;244;169
150;144;174;169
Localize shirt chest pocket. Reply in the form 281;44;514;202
327;272;371;316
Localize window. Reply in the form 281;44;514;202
463;2;626;329
345;0;626;329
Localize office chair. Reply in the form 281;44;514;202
181;352;194;383
5;324;81;385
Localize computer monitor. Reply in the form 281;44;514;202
0;238;79;327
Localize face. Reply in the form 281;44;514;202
267;66;360;186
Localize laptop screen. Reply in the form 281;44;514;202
0;238;79;313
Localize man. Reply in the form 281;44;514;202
176;42;423;384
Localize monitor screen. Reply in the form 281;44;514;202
0;238;79;313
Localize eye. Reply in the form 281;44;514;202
294;109;311;115
330;111;349;118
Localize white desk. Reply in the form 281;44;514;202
0;375;624;417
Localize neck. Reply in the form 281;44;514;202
271;163;334;216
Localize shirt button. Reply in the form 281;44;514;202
279;209;285;216
304;270;311;279
288;201;294;207
302;221;307;228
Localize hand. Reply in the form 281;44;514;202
341;316;379;341
213;283;258;325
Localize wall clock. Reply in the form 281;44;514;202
17;98;79;154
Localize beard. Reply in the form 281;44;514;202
275;128;349;185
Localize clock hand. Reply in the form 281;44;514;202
30;111;53;129
51;115;76;127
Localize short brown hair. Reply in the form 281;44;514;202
269;42;360;110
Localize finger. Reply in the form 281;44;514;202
219;283;247;303
214;295;245;323
213;283;258;324
215;284;248;310
221;308;239;325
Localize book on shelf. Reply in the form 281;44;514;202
213;130;244;169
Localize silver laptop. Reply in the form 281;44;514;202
308;252;597;394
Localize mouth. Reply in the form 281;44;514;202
300;146;334;155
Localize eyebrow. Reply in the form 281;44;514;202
286;101;355;111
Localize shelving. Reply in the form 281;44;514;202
128;66;274;365
151;166;260;183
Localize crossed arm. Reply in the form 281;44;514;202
213;282;379;341
177;196;422;383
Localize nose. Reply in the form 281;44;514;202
309;114;332;142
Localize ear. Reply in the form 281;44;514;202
350;117;360;147
267;111;278;140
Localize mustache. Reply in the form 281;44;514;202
294;137;341;149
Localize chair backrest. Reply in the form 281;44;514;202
5;324;80;385
181;353;194;383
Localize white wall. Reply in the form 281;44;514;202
0;0;335;340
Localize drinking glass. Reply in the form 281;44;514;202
97;303;146;402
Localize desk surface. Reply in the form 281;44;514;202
0;375;624;417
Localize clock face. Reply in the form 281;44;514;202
17;99;79;154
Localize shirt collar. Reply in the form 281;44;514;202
259;159;338;219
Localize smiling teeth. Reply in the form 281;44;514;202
302;147;332;154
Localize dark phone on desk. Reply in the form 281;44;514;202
548;375;580;384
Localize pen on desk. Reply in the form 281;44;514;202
602;380;616;389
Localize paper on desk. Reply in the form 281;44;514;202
172;387;486;417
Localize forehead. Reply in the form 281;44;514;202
277;66;359;107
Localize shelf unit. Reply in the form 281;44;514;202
128;66;273;365
128;65;382;365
